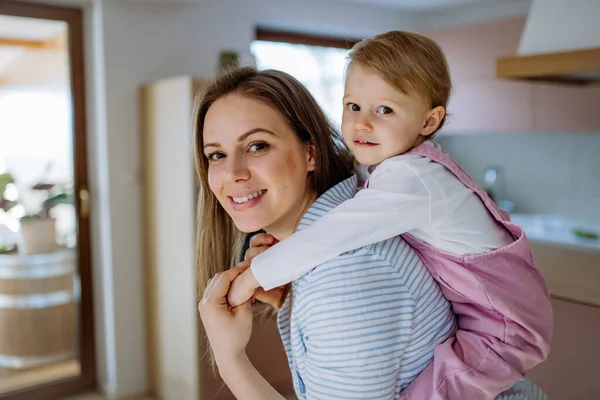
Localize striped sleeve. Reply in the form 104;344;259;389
293;250;414;400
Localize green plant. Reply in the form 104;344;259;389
1;170;73;220
26;182;73;219
0;172;17;213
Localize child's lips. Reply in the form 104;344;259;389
354;139;379;147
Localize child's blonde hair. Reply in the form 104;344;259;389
348;30;452;135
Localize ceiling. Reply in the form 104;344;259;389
338;0;523;12
0;15;68;87
0;15;66;40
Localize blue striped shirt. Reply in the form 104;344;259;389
277;176;458;400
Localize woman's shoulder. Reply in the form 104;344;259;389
290;238;419;314
298;235;424;290
291;235;449;325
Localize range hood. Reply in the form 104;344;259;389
496;0;600;85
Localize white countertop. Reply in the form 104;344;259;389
510;213;600;254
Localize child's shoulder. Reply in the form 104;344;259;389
374;151;453;183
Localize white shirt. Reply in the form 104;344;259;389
251;143;514;290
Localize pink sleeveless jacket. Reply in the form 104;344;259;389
398;143;553;399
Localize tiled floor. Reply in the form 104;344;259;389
60;393;154;400
61;391;295;400
0;360;80;395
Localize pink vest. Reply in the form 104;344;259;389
398;143;553;399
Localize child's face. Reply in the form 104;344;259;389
342;62;432;166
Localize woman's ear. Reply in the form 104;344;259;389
307;143;317;172
421;106;446;137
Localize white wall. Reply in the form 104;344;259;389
437;133;600;225
518;0;600;54
97;0;415;397
416;0;532;31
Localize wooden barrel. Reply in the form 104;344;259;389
0;250;77;379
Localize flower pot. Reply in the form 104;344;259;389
18;218;58;255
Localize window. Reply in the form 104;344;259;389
251;28;360;127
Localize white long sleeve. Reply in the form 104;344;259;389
251;156;440;290
252;151;514;290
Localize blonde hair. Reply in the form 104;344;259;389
348;30;452;135
193;67;354;299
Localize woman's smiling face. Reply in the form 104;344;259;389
203;94;317;240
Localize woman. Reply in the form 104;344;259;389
194;67;457;399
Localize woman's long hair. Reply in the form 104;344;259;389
193;67;354;299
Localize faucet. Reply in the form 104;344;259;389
483;167;515;213
484;167;498;203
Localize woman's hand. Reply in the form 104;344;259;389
199;263;286;400
199;264;253;365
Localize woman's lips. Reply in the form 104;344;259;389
229;190;266;211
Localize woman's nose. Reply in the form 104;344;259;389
353;114;373;132
224;155;250;182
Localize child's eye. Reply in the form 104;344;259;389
376;106;393;115
346;103;360;112
249;141;269;153
205;152;225;161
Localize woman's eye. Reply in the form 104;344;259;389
376;106;393;115
206;152;225;161
249;142;269;153
346;103;360;112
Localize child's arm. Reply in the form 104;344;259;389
399;245;553;399
251;160;436;290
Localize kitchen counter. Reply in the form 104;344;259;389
510;213;600;254
511;214;600;307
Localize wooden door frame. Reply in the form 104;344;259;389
0;1;95;399
255;27;361;49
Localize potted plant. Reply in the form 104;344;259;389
0;172;18;253
18;181;73;255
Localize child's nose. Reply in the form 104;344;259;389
354;114;373;132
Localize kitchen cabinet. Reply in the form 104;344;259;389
529;242;600;307
527;298;600;400
426;17;600;134
141;76;293;400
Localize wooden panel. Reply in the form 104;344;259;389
0;34;65;50
497;47;600;84
527;298;600;399
530;242;600;307
0;270;77;380
256;27;360;50
0;275;72;295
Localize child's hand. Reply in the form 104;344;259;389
244;233;277;261
227;268;260;308
227;233;280;308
